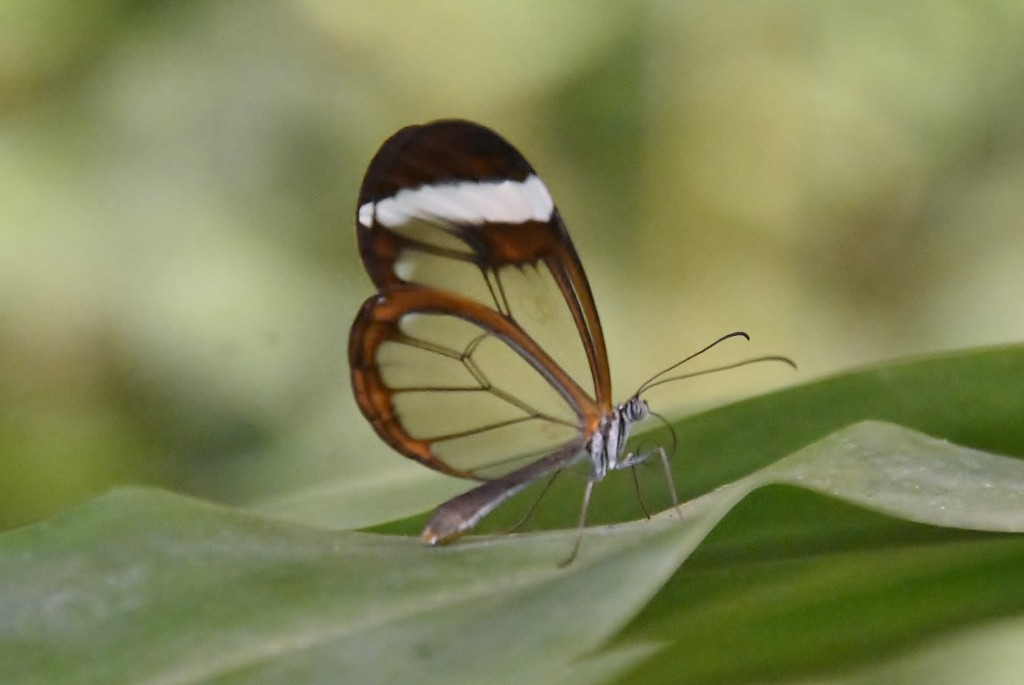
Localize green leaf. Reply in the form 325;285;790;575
253;466;468;531
3;344;1024;684
761;421;1024;531
0;488;723;685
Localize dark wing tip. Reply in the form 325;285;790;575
358;120;537;205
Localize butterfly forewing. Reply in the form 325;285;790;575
351;120;612;481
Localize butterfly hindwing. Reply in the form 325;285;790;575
350;287;584;478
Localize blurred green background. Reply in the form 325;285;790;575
2;1;1023;530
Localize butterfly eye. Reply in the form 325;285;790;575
624;397;650;422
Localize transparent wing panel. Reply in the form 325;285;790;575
378;311;583;477
432;422;584;479
390;216;472;254
388;232;596;400
496;262;596;401
389;218;498;307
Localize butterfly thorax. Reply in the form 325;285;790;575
586;396;649;482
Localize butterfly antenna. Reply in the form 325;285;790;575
641;355;796;393
635;331;752;396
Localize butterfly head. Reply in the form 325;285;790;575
621;395;650;424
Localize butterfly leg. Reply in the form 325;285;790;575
630;466;651;519
559;478;596;567
618;446;679;508
503;470;562;535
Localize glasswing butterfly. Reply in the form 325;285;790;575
349;120;790;558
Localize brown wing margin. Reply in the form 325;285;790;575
534;212;612;408
349;284;599;479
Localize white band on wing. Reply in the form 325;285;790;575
359;175;555;228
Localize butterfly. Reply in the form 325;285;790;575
349;120;788;556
